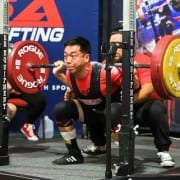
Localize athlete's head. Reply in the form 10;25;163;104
63;36;91;74
109;27;123;62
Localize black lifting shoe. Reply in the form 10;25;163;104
52;153;84;165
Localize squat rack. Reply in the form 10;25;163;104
0;0;9;166
105;0;136;178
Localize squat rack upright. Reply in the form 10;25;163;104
105;0;136;178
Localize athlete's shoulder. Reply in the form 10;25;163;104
134;52;151;64
91;61;104;68
91;61;103;66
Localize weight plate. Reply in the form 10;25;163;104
151;35;180;100
162;36;180;99
151;36;171;99
8;40;49;94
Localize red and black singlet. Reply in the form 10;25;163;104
67;62;122;110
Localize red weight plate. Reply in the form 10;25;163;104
151;39;168;99
8;40;49;94
158;35;180;100
151;35;175;100
161;36;180;99
8;45;21;92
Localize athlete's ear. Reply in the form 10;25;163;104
84;53;90;62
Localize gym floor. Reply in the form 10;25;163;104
0;132;180;180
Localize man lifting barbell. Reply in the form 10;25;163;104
51;36;127;165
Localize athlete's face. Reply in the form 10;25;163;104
64;45;90;74
109;33;123;62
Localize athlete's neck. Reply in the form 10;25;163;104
76;62;90;79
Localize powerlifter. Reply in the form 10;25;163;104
52;36;139;165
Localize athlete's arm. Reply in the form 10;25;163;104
52;60;68;85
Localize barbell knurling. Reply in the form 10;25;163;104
114;62;150;68
28;63;57;68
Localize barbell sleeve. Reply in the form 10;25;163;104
28;63;56;68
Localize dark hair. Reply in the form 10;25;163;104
108;26;123;41
64;36;91;54
110;26;123;36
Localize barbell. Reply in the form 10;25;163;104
7;35;180;99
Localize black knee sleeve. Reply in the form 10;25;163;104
111;102;122;127
104;102;122;128
149;100;167;120
54;100;79;127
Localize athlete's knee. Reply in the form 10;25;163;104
54;101;77;127
111;102;122;127
54;101;67;118
104;102;122;130
150;100;167;117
